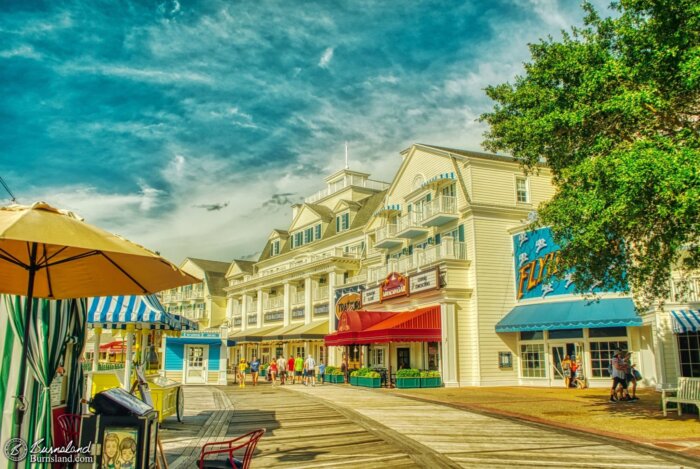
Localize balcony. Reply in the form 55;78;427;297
313;287;329;302
247;313;258;326
343;273;367;286
422;196;458;227
669;277;700;303
264;296;284;311
367;241;467;283
396;212;429;238
374;224;402;249
292;291;305;306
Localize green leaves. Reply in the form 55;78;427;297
481;0;700;306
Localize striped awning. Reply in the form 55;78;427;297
422;172;456;188
87;295;198;331
374;204;401;217
671;310;700;333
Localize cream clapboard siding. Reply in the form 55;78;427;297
469;159;555;207
289;206;323;231
655;311;680;386
471;215;522;385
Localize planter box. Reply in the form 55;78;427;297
421;377;442;388
396;377;421;389
350;376;359;386
328;374;345;384
357;376;381;388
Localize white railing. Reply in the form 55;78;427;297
669;277;700;303
375;224;398;243
305;178;390;204
423;196;457;219
367;241;467;283
292;291;305;305
264;296;284;310
242;249;361;282
343;273;368;285
313;287;329;302
397;211;425;232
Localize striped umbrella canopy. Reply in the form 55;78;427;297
87;295;198;331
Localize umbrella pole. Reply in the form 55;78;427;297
13;241;38;439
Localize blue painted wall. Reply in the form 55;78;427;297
209;344;220;370
165;342;184;371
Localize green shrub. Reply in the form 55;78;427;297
367;371;381;379
397;368;420;378
325;366;337;374
331;369;344;375
355;367;371;377
350;370;359;377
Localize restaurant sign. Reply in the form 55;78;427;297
380;272;409;302
181;331;220;338
409;268;440;294
336;293;362;317
362;287;381;306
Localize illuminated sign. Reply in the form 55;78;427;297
513;227;571;300
335;293;362;317
380;272;409;302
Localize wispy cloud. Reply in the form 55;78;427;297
318;47;334;68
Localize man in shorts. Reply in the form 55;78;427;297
304;354;316;386
249;356;260;386
276;355;287;385
294;355;304;384
609;349;627;402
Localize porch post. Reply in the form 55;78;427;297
440;303;458;387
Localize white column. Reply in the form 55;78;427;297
304;277;313;325
440;303;459;387
123;332;134;390
283;282;291;327
140;331;148;366
92;328;102;372
241;293;249;332
327;272;337;333
256;289;264;328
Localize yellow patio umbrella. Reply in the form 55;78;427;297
0;201;201;438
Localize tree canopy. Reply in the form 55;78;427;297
480;0;700;306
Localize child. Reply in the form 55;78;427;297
119;436;137;468
238;358;248;388
318;361;326;384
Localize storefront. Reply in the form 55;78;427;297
163;330;228;385
229;321;329;365
496;227;647;388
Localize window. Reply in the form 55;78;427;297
548;329;584;339
589;327;627;338
520;331;544;341
315;224;322;240
270;240;280;256
336;211;350;232
441;224;465;242
520;343;546;378
304;227;313;244
370;347;386;367
294;232;303;248
441;183;456;198
590;340;628;377
516;177;529;203
677;332;700;377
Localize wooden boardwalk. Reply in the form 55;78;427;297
160;384;691;468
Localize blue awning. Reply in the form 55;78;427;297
167;337;222;345
495;298;641;333
671;310;700;333
87;295;198;331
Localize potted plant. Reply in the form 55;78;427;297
420;370;442;388
358;370;381;388
350;367;370;386
396;368;421;388
325;366;344;384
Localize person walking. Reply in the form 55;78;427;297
561;354;572;388
276;355;287;385
250;356;261;387
624;352;639;401
287;356;295;384
294;354;304;384
237;358;248;388
304;354;316;386
269;357;278;386
609;350;627;402
318;360;326;384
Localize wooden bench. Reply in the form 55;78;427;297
662;377;700;418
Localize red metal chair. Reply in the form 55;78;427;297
198;429;265;469
56;413;82;445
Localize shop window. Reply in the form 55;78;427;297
590;340;628;377
520;331;544;341
588;327;627;338
548;329;584;339
295;346;306;359
427;342;440;370
370;347;386;368
677;332;700;377
520;343;546;378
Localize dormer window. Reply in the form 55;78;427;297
336;211;350;233
270;240;280;256
291;223;322;249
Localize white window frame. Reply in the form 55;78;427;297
516;176;530;204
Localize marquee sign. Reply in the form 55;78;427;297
181;331;221;338
380;272;409;301
362;287;380;306
409;268;439;294
336;293;362;318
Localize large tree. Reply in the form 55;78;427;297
480;0;700;306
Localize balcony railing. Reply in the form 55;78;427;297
313;288;329;302
342;273;367;286
243;248;361;283
264;296;284;310
396;212;429;238
292;291;305;305
367;241;467;283
423;196;458;226
669;277;700;303
305;178;390;204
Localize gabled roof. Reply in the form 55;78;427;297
225;259;255;278
185;258;230;297
413;144;517;163
349;190;386;230
306;203;334;221
332;199;362;212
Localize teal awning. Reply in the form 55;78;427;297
495;298;641;333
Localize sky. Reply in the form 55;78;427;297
1;0;610;264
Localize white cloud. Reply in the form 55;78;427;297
318;47;334;68
0;46;42;60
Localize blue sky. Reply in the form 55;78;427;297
1;0;609;263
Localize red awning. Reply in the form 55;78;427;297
99;340;126;353
325;306;441;346
324;310;396;346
